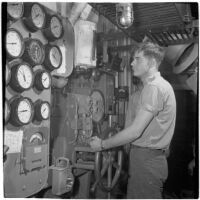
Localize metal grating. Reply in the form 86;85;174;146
90;3;198;46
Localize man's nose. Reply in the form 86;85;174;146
131;60;135;70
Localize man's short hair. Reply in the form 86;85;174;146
136;41;165;66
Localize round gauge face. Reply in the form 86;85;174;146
17;98;33;124
50;16;63;39
41;71;51;89
40;102;50;120
17;64;33;89
6;63;11;85
91;90;105;123
49;46;62;69
29;40;44;64
7;2;24;19
31;3;45;29
4;100;10;123
6;29;24;58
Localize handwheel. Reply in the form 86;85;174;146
94;127;123;192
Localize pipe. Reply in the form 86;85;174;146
68;3;87;26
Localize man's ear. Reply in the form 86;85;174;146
148;57;157;68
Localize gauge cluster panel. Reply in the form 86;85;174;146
3;2;74;198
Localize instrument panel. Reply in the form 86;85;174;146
3;2;74;197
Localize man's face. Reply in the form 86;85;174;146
131;51;150;78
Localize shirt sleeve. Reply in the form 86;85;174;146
140;84;164;116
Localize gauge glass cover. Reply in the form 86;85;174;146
31;4;45;29
50;46;62;68
17;64;33;89
41;72;50;88
50;16;62;38
17;99;32;124
29;40;44;64
6;30;23;57
7;3;24;19
40;103;50;119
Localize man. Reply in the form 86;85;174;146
90;41;176;198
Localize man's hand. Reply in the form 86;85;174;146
89;136;102;151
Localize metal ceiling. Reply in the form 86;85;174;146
90;3;198;46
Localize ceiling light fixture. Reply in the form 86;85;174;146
116;3;134;29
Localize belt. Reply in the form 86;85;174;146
131;145;166;155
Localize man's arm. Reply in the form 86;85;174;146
102;108;154;149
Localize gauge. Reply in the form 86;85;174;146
23;3;46;32
43;15;63;41
4;99;10;124
23;38;45;66
7;2;24;20
30;133;44;144
6;29;24;59
34;100;50;121
44;44;62;71
35;69;51;90
10;96;34;126
90;90;105;123
6;63;11;85
10;63;34;92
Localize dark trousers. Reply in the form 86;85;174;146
127;146;168;199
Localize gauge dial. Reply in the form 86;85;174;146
90;90;105;123
35;69;51;90
7;2;24;20
31;3;46;29
40;102;50;120
34;100;50;121
43;15;63;41
6;29;24;58
4;99;10;123
6;63;11;85
10;63;34;92
44;44;62;71
10;96;34;126
50;16;63;39
50;46;62;69
23;3;46;32
23;38;45;66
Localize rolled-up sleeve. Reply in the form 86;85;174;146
140;85;164;116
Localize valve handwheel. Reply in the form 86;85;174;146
93;127;123;192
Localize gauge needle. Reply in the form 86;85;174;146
7;42;17;45
43;77;47;81
42;108;46;113
53;54;56;60
19;110;28;112
53;26;58;29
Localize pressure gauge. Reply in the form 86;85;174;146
6;29;24;59
43;15;63;41
35;69;51;90
10;63;34;92
7;2;24;20
6;63;11;85
90;90;105;123
10;96;34;126
44;44;62;71
23;38;45;66
23;3;46;32
34;100;50;121
4;99;10;124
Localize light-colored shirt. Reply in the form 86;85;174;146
126;72;176;150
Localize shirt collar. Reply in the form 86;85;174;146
143;72;161;84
